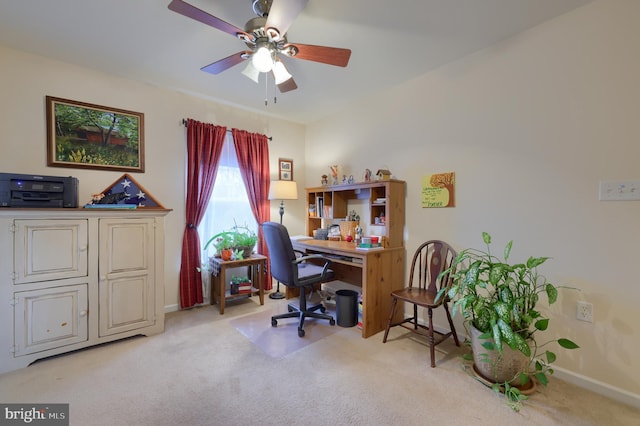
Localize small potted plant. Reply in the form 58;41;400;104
230;275;252;295
205;232;234;260
203;222;258;261
437;232;579;410
230;225;257;259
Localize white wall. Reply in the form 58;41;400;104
0;45;306;311
305;0;640;405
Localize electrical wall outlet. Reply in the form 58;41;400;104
577;301;593;323
599;180;640;201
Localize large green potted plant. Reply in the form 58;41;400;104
437;232;579;410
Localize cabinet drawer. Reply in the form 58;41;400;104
14;219;89;284
13;284;89;356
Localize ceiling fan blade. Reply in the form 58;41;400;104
284;43;351;67
168;0;251;40
200;52;250;75
277;78;298;93
264;0;309;40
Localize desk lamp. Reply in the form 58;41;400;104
268;180;298;299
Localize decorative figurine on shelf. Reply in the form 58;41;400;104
348;175;355;184
330;165;339;185
376;169;392;181
364;169;372;182
321;174;328;186
342;174;347;185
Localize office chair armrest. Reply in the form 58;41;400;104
293;254;333;278
293;254;331;265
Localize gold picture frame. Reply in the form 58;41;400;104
46;96;145;172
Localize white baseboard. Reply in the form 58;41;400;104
552;366;640;410
164;296;212;314
164;304;180;313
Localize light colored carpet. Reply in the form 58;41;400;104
230;303;343;359
1;297;638;426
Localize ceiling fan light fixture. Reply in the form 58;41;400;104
241;61;260;83
273;59;292;84
252;42;274;72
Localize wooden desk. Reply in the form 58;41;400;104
292;240;404;338
210;254;267;314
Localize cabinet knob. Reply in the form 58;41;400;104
79;245;88;252
100;276;106;281
79;310;88;317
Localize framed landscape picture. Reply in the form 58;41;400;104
46;96;145;172
279;158;293;181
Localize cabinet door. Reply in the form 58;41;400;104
99;218;155;336
13;219;88;284
13;284;89;356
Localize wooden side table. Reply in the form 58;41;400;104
210;254;267;314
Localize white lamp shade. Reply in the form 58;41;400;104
269;180;298;200
252;45;274;72
241;61;260;83
273;59;292;84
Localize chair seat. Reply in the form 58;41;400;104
390;287;440;308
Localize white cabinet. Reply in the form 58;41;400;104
0;209;169;373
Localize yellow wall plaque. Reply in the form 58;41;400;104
422;172;455;208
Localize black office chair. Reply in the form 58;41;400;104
262;222;336;337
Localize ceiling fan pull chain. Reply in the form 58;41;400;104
274;75;278;104
265;73;268;106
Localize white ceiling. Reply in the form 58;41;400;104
0;0;592;124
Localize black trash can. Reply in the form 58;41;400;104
335;289;358;327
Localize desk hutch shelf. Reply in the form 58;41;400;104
305;179;405;248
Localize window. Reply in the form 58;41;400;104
198;133;257;259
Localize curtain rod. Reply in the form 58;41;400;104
181;119;272;141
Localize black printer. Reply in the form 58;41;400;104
0;172;79;208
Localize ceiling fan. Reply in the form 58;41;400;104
168;0;351;93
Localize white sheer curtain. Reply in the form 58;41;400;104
198;133;258;260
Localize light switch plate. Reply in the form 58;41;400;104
599;180;640;201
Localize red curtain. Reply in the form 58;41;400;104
179;119;226;309
232;128;273;289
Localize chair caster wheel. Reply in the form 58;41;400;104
298;328;305;337
271;318;277;327
330;319;335;326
